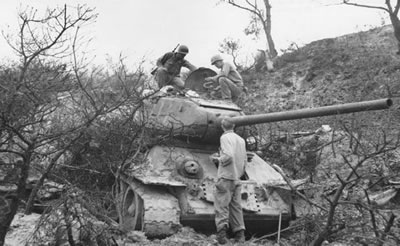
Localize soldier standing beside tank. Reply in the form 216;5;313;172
211;117;246;244
153;44;197;90
205;54;244;102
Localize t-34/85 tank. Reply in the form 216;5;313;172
116;71;393;238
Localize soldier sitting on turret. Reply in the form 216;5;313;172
205;54;244;102
154;45;197;90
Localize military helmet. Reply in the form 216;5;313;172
211;54;223;65
177;45;189;55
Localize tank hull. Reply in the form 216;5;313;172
118;145;295;237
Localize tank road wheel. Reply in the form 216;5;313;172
121;188;144;231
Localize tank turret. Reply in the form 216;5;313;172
142;92;392;144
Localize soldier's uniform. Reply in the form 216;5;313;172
213;129;246;243
155;46;196;89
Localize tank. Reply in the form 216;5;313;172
116;69;393;237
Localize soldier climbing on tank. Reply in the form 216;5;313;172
211;117;246;244
153;44;197;90
205;54;245;102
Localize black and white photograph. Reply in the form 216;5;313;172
0;1;399;245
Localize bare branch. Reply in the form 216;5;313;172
227;0;258;15
343;0;389;13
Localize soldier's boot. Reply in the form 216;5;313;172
216;226;228;245
234;229;245;243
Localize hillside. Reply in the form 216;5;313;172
243;25;400;118
237;25;400;245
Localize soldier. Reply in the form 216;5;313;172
211;117;246;244
205;54;244;102
154;45;197;89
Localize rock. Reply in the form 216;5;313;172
4;213;41;246
366;189;398;206
125;231;148;243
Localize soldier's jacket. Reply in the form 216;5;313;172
218;130;246;180
156;52;196;76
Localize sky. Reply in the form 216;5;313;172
0;0;390;71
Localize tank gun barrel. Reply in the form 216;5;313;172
230;98;393;126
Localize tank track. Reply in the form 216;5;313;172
119;173;181;237
140;191;181;237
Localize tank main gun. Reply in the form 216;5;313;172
229;98;393;126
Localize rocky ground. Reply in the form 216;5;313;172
4;25;400;246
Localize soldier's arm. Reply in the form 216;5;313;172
206;63;230;82
183;60;197;71
219;62;231;77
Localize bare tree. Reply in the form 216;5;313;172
232;0;277;57
222;0;277;71
218;37;242;69
0;5;98;245
343;0;400;54
0;4;155;244
309;123;400;246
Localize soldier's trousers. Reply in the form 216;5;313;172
218;77;243;102
213;178;245;233
155;67;185;89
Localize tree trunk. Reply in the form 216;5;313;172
25;136;81;214
264;50;275;72
262;0;277;58
25;151;64;214
389;13;400;54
